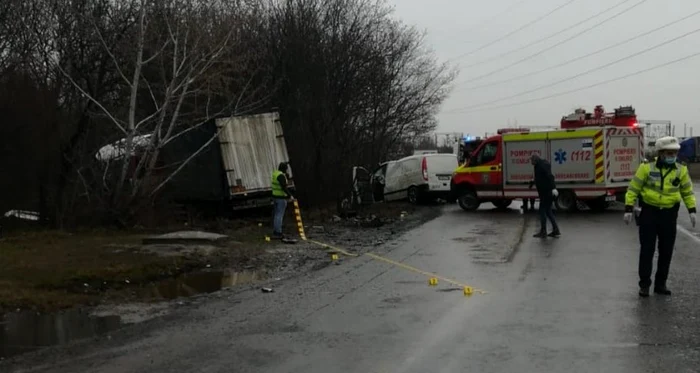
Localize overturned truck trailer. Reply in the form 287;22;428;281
160;111;294;213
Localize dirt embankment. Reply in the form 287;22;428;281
0;201;442;313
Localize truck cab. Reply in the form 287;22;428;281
450;134;508;210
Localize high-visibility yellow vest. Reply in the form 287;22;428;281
625;159;696;209
271;170;287;197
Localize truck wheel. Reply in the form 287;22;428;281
407;186;420;205
554;190;578;212
458;190;480;211
585;198;609;212
492;199;513;210
337;192;355;217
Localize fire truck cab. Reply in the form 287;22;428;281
457;136;484;164
450;106;643;212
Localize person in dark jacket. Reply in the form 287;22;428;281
529;154;561;238
271;162;295;239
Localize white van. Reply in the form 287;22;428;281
371;153;458;204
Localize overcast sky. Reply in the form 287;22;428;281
389;0;700;138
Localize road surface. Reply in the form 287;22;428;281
8;201;700;373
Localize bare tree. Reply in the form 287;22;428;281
53;0;257;222
263;0;456;204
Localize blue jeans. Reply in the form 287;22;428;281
273;198;288;235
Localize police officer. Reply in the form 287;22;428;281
624;136;696;297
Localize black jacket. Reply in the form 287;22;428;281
532;159;556;197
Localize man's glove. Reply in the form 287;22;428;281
691;213;696;228
623;212;633;225
552;189;559;197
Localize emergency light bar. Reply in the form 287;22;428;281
497;128;531;134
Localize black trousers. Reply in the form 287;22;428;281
637;204;679;289
538;196;559;232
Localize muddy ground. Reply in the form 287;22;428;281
0;200;443;359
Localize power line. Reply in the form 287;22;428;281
461;0;636;69
456;0;649;85
456;9;700;92
448;0;580;62
451;27;700;111
444;50;700;115
458;0;530;36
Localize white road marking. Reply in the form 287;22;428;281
677;224;700;244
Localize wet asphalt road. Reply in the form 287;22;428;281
9;200;700;373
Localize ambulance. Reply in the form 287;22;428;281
450;124;644;212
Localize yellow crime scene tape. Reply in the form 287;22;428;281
292;199;307;240
292;202;486;296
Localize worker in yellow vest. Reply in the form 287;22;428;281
624;136;696;297
271;162;295;239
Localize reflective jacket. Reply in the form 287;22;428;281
271;170;288;198
624;158;696;212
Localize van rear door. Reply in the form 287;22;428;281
425;154;458;191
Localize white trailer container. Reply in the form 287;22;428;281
216;112;293;209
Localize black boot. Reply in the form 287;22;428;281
548;230;561;238
654;286;672;295
533;231;547;238
639;287;650;297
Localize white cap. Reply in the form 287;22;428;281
655;136;681;151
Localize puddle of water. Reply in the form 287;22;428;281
0;270;263;359
0;308;122;359
144;270;263;300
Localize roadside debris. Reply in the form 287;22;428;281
142;231;229;246
261;287;274;293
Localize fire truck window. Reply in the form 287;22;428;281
475;142;498;165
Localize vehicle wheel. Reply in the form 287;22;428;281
585;197;609;212
458;190;480;211
554;190;578;212
337;192;355;217
492;199;513;210
407;186;420;205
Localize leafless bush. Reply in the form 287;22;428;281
0;0;455;227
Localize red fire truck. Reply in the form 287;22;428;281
561;104;638;129
450;105;644;212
